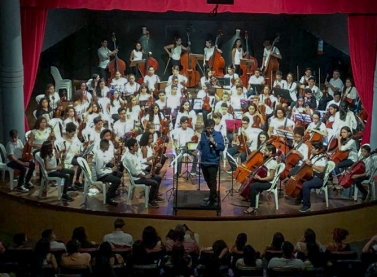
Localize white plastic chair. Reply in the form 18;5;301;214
48;118;63;139
77;157;107;204
35;94;45;105
123;165;150;208
317;161;336;208
354;157;377;201
34;152;62;200
0;143;15;190
50;66;72;100
32;110;38;119
255;163;285;210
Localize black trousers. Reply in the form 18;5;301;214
7;161;35;187
71;157;82;181
354;175;369;195
201;164;219;202
48;168;75;194
134;175;161;201
98;171;122;199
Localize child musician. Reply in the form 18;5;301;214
333;126;358;176
287;127;309;177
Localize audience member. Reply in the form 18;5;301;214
294;228;326;268
93;241;124;277
326;228;351;252
71;226;96;248
230;233;248;254
268;241;304;270
103;218;133;248
164;242;192;277
60;240;91;268
235;244;263;269
41;229;66;250
165;224;199;255
32;238;58;275
142;225;165;254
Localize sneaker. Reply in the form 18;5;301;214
148;201;159;208
26;181;34;188
155;196;165;203
62;194;73;202
16;185;29;192
299;206;311;213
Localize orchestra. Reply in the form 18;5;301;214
10;30;373;214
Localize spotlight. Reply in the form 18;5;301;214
142;27;147;35
235;29;241;37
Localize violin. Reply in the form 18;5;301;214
54;101;64;118
251;114;261;128
239;31;258;86
180;28;200;88
264;96;273;108
108;32;126;84
338;149;377;188
202;92;211;111
208;30;225;77
77;120;86;142
159;119;170;135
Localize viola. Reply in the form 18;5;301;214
262;35;280;87
284;161;313;198
159;119;170;135
108;32;126;84
180;29;200;88
208;30;225;77
264;96;273;108
202;92;211;111
239;31;258;86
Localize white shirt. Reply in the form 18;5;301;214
332;111;357;135
124;82;140;95
98;47;111;69
111;77;128;91
167;74;188;85
339;139;358;162
204;47;215;61
5;139;24;163
175;111;197;129
47;92;60;109
248;75;265;85
171;45;182;61
269;117;294;135
326;100;341;110
54;137;82;165
343;86;358;100
328;77;344;97
131;50;143;61
92;149;113;179
103;231;133;247
173;127;195;148
122;151;144;180
113;120;134;138
292;141;309;166
306;85;322;100
273;80;288;89
263;47;280;67
287;82;298;102
143;74;160;92
233;48;243;65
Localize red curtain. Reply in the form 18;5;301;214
347;15;377;144
20;0;377;14
21;7;47;130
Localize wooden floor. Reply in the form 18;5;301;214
0;155;373;220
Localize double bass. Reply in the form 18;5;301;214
138;32;159;84
262;35;280;86
108;32;126;84
180;29;200;88
208;31;225;77
239;31;258;86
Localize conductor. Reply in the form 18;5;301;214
195;119;225;207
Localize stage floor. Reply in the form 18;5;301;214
0;156;372;219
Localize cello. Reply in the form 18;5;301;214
138;32;159;85
180;29;200;88
208;30;225;77
108;32;126;85
262;35;280;87
239;31;258;86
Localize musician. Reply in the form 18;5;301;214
203;39;223;69
214;92;231;112
112;107;135;140
6;129;36;192
298;141;328;212
45;84;60;110
326;91;341;111
299;68;313;85
138;84;152;102
126;96;141;123
230;85;247;110
123;138;164;208
332;101;357;136
168;65;188;86
36;97;53;121
93;129;116;158
247;68;265;92
165;76;184;96
342;78;358;104
164;36;188;67
109;90;125;121
29;117;55;150
306;111;328;136
76;82;93;103
306;77;322;101
86;73;100;93
256;131;269;152
252;95;273;117
333;126;358;176
244;144;278;214
231;38;246;76
224;66;240;87
243;103;265;130
286;73;298;104
143;66;160;94
303;88;317;109
260;40;282;72
172;116;199;177
98;38;118;81
268;107;294;137
87;116;105;144
325;69;344;98
259;86;277;109
123;74;140;96
175;100;197;129
110;70;128;92
213;112;227;138
54;122;84;188
63;106;79;130
351;144;373;201
201;69;214;87
192;119;225;207
291;95;310;116
324;104;339;139
73;91;90;120
143;103;165;132
273;71;287;89
39;140;74;202
129;42;143;78
139;131;165;175
92;139;122;206
287;127;309;177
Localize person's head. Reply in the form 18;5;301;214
135;42;142;51
38;97;49;109
34;238;51;257
139;84;148;94
205;39;212;48
118;107;127;120
271;232;285;250
72;226;88;243
212;240;228;257
360;144;372;158
93;116;103;129
265;143;277;157
213;112;222;125
46;84;55;95
174;225;186;242
311;141;324;154
296;95;304;107
148;66;155;75
345;77;353;88
227;66;234;75
99;139;110;152
180;100;191;112
205;119;215;135
128;74;136;83
286;72;294;82
253;95;260;105
263;85;270;95
115;71;121;79
222;92;230;102
9;129;18;142
233;38;242;48
340;126;352;139
263;40;271;49
254;68;261;77
332;228;349;243
304;68;312;77
275;71;283;80
139;131;153;147
333;69;340;79
274;107;286;119
235;233;247;251
114;218;125;229
258;131;269;144
221;102;228;114
248;103;257;114
146;122;156;133
172;65;180;75
158;91;166;100
304;228;317;244
329;104;339;115
142;225;159;249
41;229;56;241
101;38;108;48
88;102;99;114
180;116;189;130
97;241;113;258
65;106;76;119
339;100;349;112
312;111;321;123
281;241;294;258
40;140;54;159
100;129;112;141
33;116;48;130
333;91;341;103
293;126;305;142
126;138;139;152
236;85;243;95
66;240;81;255
243;245;257;266
305;88;313;99
241;116;250;129
13;233;27;247
307;77;315;87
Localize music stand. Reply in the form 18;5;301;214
216;77;231;88
293;113;312;125
276;129;294;154
189;54;205;75
192;98;203;111
130;59;145;68
273;88;291;102
233;109;243;120
250;84;265;94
